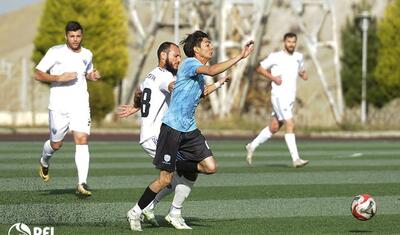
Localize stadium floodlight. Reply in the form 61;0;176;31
357;11;371;125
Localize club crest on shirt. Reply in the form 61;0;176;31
164;154;171;162
82;59;88;66
162;154;171;165
51;128;57;135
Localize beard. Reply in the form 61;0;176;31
285;46;295;54
165;58;178;75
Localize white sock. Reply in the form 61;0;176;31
132;204;142;214
284;133;300;161
75;145;90;184
40;140;54;167
169;175;194;216
250;126;273;150
145;199;157;211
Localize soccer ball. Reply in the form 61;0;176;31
351;194;377;221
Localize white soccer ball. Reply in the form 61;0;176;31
351;194;377;221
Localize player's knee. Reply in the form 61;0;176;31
51;142;63;151
204;164;217;174
269;125;279;134
285;121;295;132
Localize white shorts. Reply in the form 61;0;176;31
271;96;294;121
48;109;91;142
140;137;158;158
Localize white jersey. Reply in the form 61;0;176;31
139;67;175;144
36;44;93;112
260;50;304;101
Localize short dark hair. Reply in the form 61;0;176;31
65;21;83;34
157;42;178;61
283;32;297;40
180;30;209;57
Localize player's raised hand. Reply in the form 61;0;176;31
87;69;101;81
241;40;255;59
57;72;77;82
116;104;140;118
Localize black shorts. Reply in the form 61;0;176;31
153;123;213;172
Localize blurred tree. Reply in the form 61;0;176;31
32;0;128;123
375;0;400;99
87;82;115;124
340;3;389;109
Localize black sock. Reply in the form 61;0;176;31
176;160;198;173
137;186;157;210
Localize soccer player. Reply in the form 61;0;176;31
126;30;254;231
245;32;309;168
35;21;101;196
118;41;230;229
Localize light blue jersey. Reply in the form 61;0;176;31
162;57;205;132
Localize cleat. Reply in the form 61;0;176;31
76;183;92;197
165;213;192;230
127;209;143;231
245;144;254;166
142;208;159;227
39;160;50;182
293;159;309;168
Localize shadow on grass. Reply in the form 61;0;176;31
262;163;290;168
41;189;74;195
39;189;92;200
152;216;208;229
349;230;373;233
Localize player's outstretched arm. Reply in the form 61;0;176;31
35;70;77;83
116;88;142;118
255;66;282;85
116;104;140;118
197;40;254;76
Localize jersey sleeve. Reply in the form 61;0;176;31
85;51;94;73
259;53;275;70
298;53;305;71
139;81;144;92
184;58;203;78
35;47;56;72
159;73;175;93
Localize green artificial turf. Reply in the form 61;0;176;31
1;140;399;234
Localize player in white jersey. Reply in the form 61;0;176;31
118;42;192;229
35;21;101;196
246;32;309;168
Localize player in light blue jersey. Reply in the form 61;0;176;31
162;57;207;132
127;30;254;231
